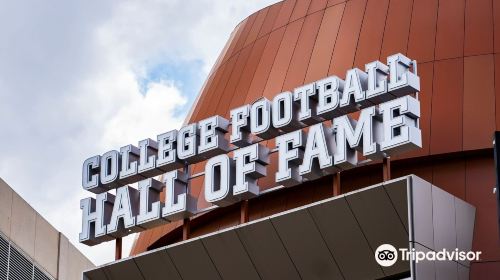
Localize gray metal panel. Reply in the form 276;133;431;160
345;184;410;276
454;197;475;267
134;248;181;280
383;177;410;231
457;263;469;280
104;258;144;280
428;185;462;280
201;228;260;280
236;219;300;280
270;210;344;280
409;175;435;250
434;258;458;280
431;186;457;253
412;242;435;280
308;196;384;279
167;239;221;280
84;268;108;280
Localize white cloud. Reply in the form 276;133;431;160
101;81;186;148
0;0;280;266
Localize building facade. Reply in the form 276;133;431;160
0;178;94;279
84;0;500;279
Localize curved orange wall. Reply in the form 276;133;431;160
132;0;500;277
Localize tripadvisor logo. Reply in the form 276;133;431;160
375;244;398;267
375;244;482;267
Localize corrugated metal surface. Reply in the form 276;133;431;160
0;235;8;280
0;233;54;280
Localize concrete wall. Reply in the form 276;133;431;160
0;177;94;279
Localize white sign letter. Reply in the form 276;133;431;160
230;105;251;147
333;106;383;169
299;123;338;180
233;144;269;199
387;53;420;96
107;186;140;236
275;130;305;187
82;156;104;193
316;76;343;119
162;170;196;221
198;115;230;158
205;154;237;206
79;193;114;245
379;96;421;155
137;178;163;229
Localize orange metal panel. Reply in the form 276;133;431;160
227;34;271;111
217;209;240;231
215;44;254;118
148;227;166;248
311;175;334;201
159;219;182;238
191;62;228;122
327;0;346;7
402;62;433;159
256;190;288;218
435;0;465;60
248;198;265;221
188;72;216;123
191;26;246;122
221;19;248;64
430;58;464;155
258;2;283;38
246;26;287;104
352;0;390;69
328;0;367;76
262;18;305;98
495;0;500;53
282;10;325;91
463;54;495;150
470;262;500;280
211;26;238;76
392;161;433;183
413;164;433;185
244;8;269;47
190;218;221;238
142;229;156;251
304;3;345;83
130;232;150;255
406;0;438;63
257;152;279;191
191;160;206;175
307;0;327;14
496;54;500;129
466;156;500;261
191;176;211;210
232;13;258;56
432;158;466;200
273;0;297;30
289;0;311;22
198;54;240;120
379;0;413;59
464;0;494;56
340;167;373;193
284;181;315;210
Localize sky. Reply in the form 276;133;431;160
0;0;280;266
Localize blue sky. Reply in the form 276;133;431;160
0;0;280;265
138;59;205;113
